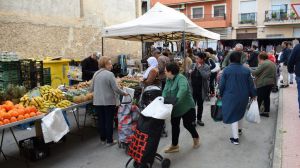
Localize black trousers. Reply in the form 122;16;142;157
95;105;116;143
171;108;199;146
193;94;204;121
257;85;273;113
210;72;217;94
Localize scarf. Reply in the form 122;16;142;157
143;57;158;79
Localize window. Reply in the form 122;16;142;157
192;6;204;19
240;0;257;13
213;4;225;17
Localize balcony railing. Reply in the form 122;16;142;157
238;13;257;24
187;14;226;21
265;9;300;22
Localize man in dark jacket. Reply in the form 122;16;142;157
288;43;300;118
247;45;259;67
280;41;292;88
81;53;100;81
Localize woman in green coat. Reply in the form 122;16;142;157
163;63;200;153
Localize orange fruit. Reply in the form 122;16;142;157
4;101;14;106
29;112;36;117
3;119;10;125
17;115;24;121
3;112;11;119
24;113;30;119
29;106;38;113
10;117;17;123
11;110;19;117
0;121;3;125
18;109;25;115
25;107;32;114
15;104;24;109
36;111;42;116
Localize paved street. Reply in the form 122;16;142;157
1;93;278;168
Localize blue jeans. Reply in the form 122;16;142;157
296;76;300;111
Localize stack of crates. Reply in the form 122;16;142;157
20;59;44;90
0;61;21;90
43;68;51;86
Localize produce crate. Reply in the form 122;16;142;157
0;70;21;81
20;59;44;89
43;68;51;85
0;61;20;71
0;80;20;90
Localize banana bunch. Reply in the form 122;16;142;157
42;89;64;103
39;100;56;113
30;96;44;108
20;94;30;106
56;100;72;108
39;85;52;96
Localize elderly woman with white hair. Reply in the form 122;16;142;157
142;57;160;87
221;43;248;69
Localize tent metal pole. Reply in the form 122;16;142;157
183;31;186;57
102;37;104;56
141;36;144;59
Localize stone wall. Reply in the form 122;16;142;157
0;0;141;61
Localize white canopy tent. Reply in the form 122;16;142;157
103;2;220;42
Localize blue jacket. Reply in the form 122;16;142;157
280;48;292;66
219;63;257;124
288;44;300;77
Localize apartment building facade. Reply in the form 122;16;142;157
150;0;233;39
221;0;300;50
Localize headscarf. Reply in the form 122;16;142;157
143;57;158;79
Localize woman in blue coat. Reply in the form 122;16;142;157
219;51;257;145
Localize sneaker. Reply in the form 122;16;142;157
161;130;168;138
280;85;289;88
100;140;106;145
193;138;200;149
164;145;179;153
106;140;117;147
260;112;269;118
230;138;239;145
197;120;205;126
238;129;242;135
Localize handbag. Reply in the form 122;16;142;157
211;99;222;122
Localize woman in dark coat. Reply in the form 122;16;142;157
190;52;211;126
219;51;257;145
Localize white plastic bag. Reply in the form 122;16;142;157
211;62;221;73
122;87;135;103
246;100;261;124
42;108;70;143
141;96;173;120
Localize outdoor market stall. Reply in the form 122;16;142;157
103;2;220;46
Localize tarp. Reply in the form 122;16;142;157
103;2;220;42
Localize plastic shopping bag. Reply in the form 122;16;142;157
211;99;222;122
141;97;173;120
245;100;261;124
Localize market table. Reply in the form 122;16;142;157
0;114;45;160
62;100;93;129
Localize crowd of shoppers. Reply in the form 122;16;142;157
88;39;300;150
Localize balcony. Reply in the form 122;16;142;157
265;9;300;25
238;13;257;25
